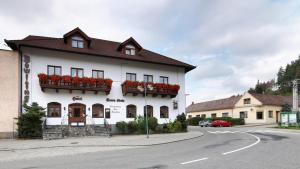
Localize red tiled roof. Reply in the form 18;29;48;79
251;93;294;106
186;93;296;113
4;28;195;72
186;95;242;112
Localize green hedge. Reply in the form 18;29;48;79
209;117;245;125
187;117;203;126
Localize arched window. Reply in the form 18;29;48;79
160;106;169;118
127;104;137;118
92;104;104;118
144;105;153;118
47;102;61;117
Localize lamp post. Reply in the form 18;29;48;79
138;82;149;138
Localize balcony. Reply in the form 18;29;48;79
38;74;112;94
121;81;180;98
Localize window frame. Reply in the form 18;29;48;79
125;45;136;55
144;105;153;118
222;112;229;117
47;102;61;118
159;76;169;84
92;70;104;79
144;74;153;83
126;104;137;118
211;113;217;119
71;36;84;48
256;111;264;120
126;73;137;81
47;65;62;76
71;67;84;77
92;104;104;118
244;98;251;104
268;111;273;118
160;106;169;118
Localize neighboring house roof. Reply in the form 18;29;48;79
250;93;294;106
4;28;195;72
186;93;297;113
186;95;242;113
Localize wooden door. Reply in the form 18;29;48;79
68;103;86;125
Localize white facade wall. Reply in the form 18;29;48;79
21;47;186;125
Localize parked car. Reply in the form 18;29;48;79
211;120;232;127
199;120;212;127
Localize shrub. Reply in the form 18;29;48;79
176;113;187;131
209;117;245;125
187;117;203;126
17;102;45;138
116;121;127;134
155;125;164;133
127;121;138;133
173;121;182;132
136;115;146;134
148;117;158;131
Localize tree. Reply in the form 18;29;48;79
281;103;291;112
17;102;45;138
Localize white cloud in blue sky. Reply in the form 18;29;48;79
1;0;300;105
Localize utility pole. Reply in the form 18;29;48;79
293;79;299;113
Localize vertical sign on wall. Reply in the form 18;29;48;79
23;55;30;104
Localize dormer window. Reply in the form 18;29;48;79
72;36;84;48
125;45;136;55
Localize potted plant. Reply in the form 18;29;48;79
38;73;48;84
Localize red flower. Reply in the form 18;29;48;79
105;79;113;87
38;73;48;82
89;78;97;85
72;77;81;85
50;75;61;82
61;75;72;83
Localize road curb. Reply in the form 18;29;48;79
0;132;204;152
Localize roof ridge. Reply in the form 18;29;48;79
191;95;241;105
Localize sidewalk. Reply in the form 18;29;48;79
0;131;203;162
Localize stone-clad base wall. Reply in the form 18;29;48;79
43;125;111;139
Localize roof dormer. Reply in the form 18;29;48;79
63;27;91;48
117;37;142;55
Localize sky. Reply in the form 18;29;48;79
1;0;300;105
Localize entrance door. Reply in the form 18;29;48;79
276;111;279;123
68;103;86;126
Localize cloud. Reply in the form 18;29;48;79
1;0;300;105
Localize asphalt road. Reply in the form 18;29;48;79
2;127;300;169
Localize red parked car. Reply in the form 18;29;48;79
211;120;232;127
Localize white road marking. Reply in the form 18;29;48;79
222;132;261;155
180;157;208;165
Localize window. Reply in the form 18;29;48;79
47;102;61;117
126;104;137;118
188;115;192;119
160;106;169;118
72;36;84;48
240;111;248;118
268;111;273;118
196;115;200;117
211;113;217;118
257;112;264;119
126;73;136;81
92;70;104;78
201;114;206;119
244;98;251;104
159;76;168;84
71;68;84;77
125;45;136;55
47;65;61;76
92;104;104;118
222;112;229;117
144;75;153;83
144;105;153;117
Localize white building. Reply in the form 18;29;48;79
5;28;195;135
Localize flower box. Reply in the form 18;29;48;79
38;73;113;94
121;80;180;98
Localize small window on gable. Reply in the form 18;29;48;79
125;45;136;55
72;36;84;48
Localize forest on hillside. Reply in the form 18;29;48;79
248;56;300;95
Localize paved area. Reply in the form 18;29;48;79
1;126;300;169
0;130;202;162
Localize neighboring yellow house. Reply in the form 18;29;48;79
0;49;20;138
186;92;296;124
